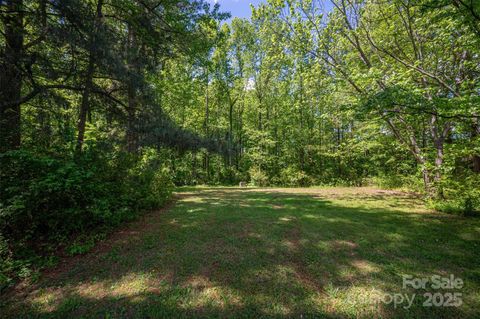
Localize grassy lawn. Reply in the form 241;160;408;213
1;187;479;318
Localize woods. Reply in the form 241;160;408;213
158;0;480;201
1;0;480;295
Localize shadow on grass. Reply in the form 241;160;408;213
2;188;480;318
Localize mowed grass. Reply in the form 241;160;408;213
2;187;480;318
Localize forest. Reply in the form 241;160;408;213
1;0;480;317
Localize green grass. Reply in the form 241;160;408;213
1;187;480;318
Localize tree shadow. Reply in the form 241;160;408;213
2;188;479;318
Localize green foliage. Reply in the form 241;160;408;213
428;199;479;217
125;149;174;210
0;148;173;289
370;174;425;192
370;175;404;189
248;166;269;186
279;166;312;187
430;174;480;216
4;188;480;318
66;233;106;256
2;0;480;297
0;235;13;290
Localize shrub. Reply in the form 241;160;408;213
0;148;173;289
429;199;478;217
428;189;479;217
145;167;174;208
279;166;312;187
432;174;480;216
371;174;404;189
0;234;13;290
249;166;269;186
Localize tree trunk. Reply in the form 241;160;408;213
126;25;138;153
37;96;51;148
472;116;480;173
203;152;210;182
433;139;445;198
192;154;197;184
258;94;262;131
473;155;480;173
385;117;436;196
203;69;210;181
430;115;448;199
76;56;95;153
421;166;432;195
75;0;103;154
0;0;24;153
126;85;138;153
228;98;233;166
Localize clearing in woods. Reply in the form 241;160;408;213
2;187;480;318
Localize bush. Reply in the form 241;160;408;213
0;235;13;290
371;174;404;189
370;173;424;192
0;148;173;289
145;167;174;208
249;166;269;186
0;150;98;239
279;166;312;187
431;174;480;216
428;183;479;217
429;199;479;217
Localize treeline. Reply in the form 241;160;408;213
1;0;479;288
0;0;226;288
160;0;480;205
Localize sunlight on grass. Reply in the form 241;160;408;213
3;187;480;318
322;285;388;318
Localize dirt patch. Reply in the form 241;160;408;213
183;275;213;289
331;240;358;251
351;259;379;274
3;196;181;303
48;198;178;277
250;187;420;200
